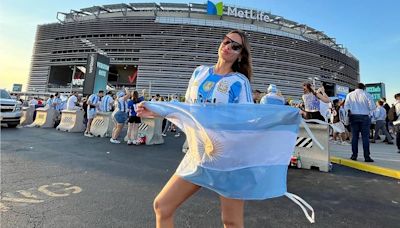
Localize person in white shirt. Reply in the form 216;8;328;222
344;83;376;162
66;91;80;110
371;100;393;144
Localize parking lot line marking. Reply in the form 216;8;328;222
331;156;400;180
1;196;44;204
16;190;39;199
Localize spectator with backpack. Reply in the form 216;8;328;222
388;93;400;153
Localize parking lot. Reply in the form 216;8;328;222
1;127;399;227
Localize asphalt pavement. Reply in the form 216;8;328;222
1;127;399;227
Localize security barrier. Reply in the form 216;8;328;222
294;123;330;172
56;109;86;132
20;106;35;126
138;117;164;145
90;112;114;137
30;108;58;128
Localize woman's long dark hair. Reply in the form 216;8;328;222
229;30;253;81
132;91;139;102
303;83;316;95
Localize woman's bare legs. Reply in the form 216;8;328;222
220;196;244;228
154;175;201;228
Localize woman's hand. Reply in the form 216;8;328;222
136;101;159;118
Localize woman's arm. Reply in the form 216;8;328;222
315;87;330;103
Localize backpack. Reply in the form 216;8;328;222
388;105;398;121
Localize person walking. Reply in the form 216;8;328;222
371;100;393;144
344;83;376;162
137;30;253;228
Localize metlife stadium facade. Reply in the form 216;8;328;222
28;1;359;99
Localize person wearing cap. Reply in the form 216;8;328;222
110;88;130;144
260;84;285;105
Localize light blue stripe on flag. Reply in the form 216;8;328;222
144;102;301;200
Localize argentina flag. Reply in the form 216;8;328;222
145;102;301;199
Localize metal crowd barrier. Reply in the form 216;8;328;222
294;123;330;172
90;112;114;137
20;106;35;126
138;117;164;145
29;108;58;128
56;109;86;132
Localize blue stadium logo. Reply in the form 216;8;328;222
207;1;223;16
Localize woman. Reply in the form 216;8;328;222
126;91;144;145
301;82;330;121
110;88;130;144
137;30;253;228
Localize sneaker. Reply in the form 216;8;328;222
84;132;94;137
386;141;394;145
162;133;167;137
127;140;133;145
174;133;181;137
364;158;374;162
134;140;140;145
341;141;350;146
110;138;121;144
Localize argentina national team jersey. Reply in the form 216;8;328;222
185;66;253;104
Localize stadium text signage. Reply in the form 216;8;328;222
207;1;270;23
227;7;270;22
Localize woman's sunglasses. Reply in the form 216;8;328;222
221;35;243;52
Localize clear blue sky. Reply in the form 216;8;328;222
1;0;399;103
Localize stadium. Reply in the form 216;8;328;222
27;1;359;99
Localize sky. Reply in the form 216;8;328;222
0;0;399;104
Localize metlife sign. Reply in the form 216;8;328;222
207;1;271;22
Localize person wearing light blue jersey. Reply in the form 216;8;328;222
46;95;54;109
260;84;285;105
84;90;104;137
371;100;393;144
101;91;114;112
52;92;63;111
110;88;130;144
137;30;253;228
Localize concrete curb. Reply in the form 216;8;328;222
330;156;400;180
